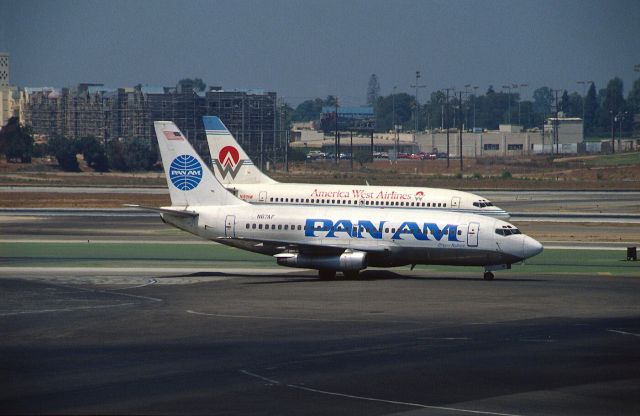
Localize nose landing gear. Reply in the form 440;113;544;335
483;271;494;280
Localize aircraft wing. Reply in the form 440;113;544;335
223;235;394;256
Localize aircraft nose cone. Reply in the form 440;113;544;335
523;235;543;259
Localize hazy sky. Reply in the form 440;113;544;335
1;0;639;105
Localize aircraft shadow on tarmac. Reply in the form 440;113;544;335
157;270;542;283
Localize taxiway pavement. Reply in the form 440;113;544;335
1;268;639;415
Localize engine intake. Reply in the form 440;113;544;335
276;251;367;271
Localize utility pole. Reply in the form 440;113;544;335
392;85;397;129
350;130;353;171
334;98;339;164
610;111;615;153
442;88;455;168
502;85;512;125
410;71;426;141
458;91;465;171
551;89;562;154
617;112;627;150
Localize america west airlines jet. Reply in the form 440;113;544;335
203;116;510;219
141;121;542;280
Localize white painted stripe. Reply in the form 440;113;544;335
288;384;524;416
0;302;137;316
28;280;163;303
607;329;640;337
239;370;523;416
110;278;157;290
239;369;280;385
186;309;418;324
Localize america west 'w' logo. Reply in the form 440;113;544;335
214;146;242;179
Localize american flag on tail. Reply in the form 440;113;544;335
163;130;183;140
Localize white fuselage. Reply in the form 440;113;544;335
223;183;510;219
162;202;540;269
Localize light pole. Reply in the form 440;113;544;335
442;87;455;168
550;89;563;154
616;112;628;147
392;85;397;131
472;86;478;131
457;90;470;171
514;83;527;126
610;110;615;153
577;80;593;137
464;84;471;130
502;85;512;124
411;71;426;141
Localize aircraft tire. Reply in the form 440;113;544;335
483;271;494;281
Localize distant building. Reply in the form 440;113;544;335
0;53;17;128
21;84;278;162
320;106;375;132
544;117;583;144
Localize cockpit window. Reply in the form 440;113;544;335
495;226;521;236
473;200;494;208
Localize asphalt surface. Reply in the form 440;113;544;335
1;210;640;415
1;268;639;415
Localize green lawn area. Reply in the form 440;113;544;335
582;151;640;167
1;242;638;276
0;242;272;268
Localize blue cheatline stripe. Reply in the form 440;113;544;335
203;116;227;131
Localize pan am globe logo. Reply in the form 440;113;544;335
169;155;203;191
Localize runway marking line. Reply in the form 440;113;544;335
186;309;418;324
239;369;280;385
607;329;640;337
42;281;163;303
110;278;157;290
0;281;162;317
0;302;137;316
239;369;524;416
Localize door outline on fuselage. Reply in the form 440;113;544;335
225;215;236;238
451;196;461;209
467;222;479;247
258;191;267;202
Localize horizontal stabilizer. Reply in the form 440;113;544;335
123;204;199;218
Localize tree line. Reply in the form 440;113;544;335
291;76;640;138
1;117;157;171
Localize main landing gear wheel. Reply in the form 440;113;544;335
318;269;336;280
483;271;495;281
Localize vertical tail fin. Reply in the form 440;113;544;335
154;121;247;207
203;116;277;185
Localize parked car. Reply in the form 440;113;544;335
306;150;326;160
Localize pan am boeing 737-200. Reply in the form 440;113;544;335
134;121;542;280
203;116;510;220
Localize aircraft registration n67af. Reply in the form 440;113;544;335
138;121;542;280
203;116;510;219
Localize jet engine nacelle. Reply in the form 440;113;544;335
276;251;367;271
